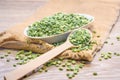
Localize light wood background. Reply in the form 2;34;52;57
0;0;120;80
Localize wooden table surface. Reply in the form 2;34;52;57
0;0;120;80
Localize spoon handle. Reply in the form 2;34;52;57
4;41;72;80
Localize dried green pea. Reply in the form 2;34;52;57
97;35;100;38
15;56;19;60
6;59;10;62
93;31;96;34
114;52;117;55
27;13;90;37
71;60;76;64
13;64;17;67
0;56;4;59
116;36;120;41
98;58;102;61
17;50;24;55
17;62;23;65
116;53;120;56
104;41;108;44
93;72;98;76
59;67;63;71
45;70;48;72
62;63;66;67
7;50;11;54
38;69;43;73
111;43;114;45
66;73;73;79
66;63;71;67
73;70;78;75
4;54;8;57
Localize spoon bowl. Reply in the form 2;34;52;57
24;14;94;43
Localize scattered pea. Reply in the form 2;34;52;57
111;43;114;45
98;58;102;61
93;72;98;76
97;35;100;38
73;70;78;75
66;73;73;79
7;50;11;54
59;67;63;71
4;54;8;57
116;36;120;41
6;59;10;62
93;31;96;34
104;41;108;44
38;69;43;73
13;64;16;67
45;70;48;72
79;63;84;68
0;56;4;59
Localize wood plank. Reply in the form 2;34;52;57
0;0;46;32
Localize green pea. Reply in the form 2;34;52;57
59;67;63;71
73;70;78;75
98;58;102;61
6;59;10;62
93;72;98;76
69;29;91;51
7;50;11;54
0;56;4;59
13;64;17;67
4;54;8;57
27;13;91;38
66;73;73;79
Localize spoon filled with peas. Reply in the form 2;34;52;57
4;28;92;80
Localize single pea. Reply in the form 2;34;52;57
45;70;48;72
17;62;23;65
17;50;24;55
104;41;108;44
62;63;66;67
71;60;76;64
66;73;73;79
57;61;62;65
4;54;8;57
66;63;71;67
116;53;120;56
15;56;19;60
0;56;4;59
7;50;11;54
79;63;84;68
98;58;102;61
6;59;10;62
38;69;43;73
93;31;96;34
93;72;98;76
59;67;63;71
73;70;78;75
114;52;117;55
108;52;112;55
116;36;120;41
97;35;100;38
13;64;16;67
111;43;114;45
104;55;108;60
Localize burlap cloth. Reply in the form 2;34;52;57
0;0;120;61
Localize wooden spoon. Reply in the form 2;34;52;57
4;28;92;80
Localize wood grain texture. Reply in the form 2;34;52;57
0;0;120;80
0;0;47;32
